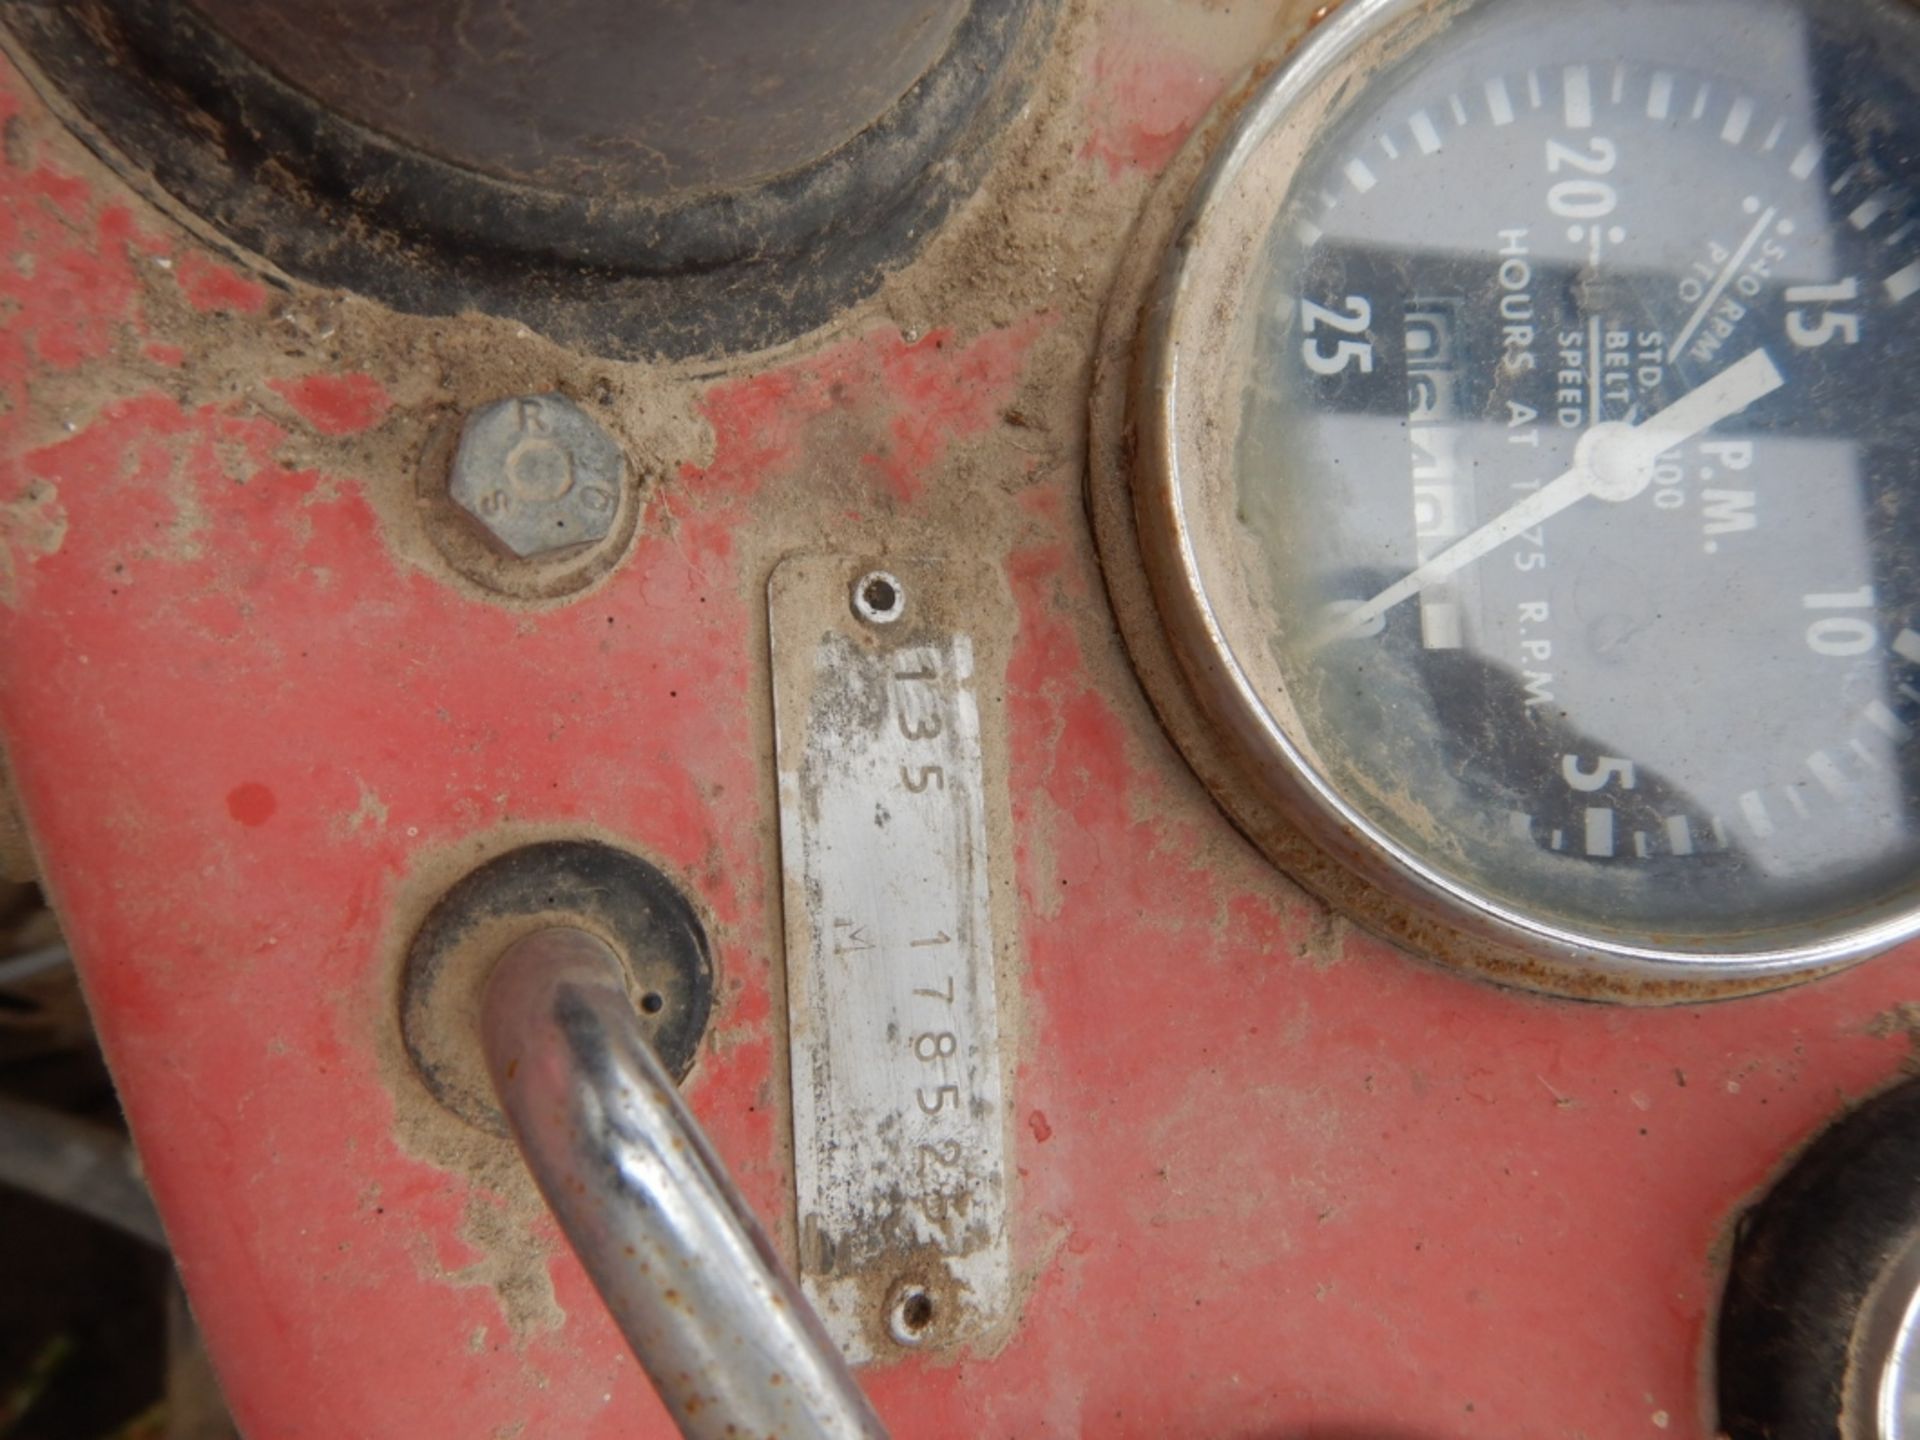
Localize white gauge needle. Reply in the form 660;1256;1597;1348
1315;347;1785;646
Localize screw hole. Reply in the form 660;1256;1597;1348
888;1286;936;1345
851;570;906;625
640;991;665;1015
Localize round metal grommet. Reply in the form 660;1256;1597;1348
851;571;906;626
400;839;715;1133
886;1284;937;1347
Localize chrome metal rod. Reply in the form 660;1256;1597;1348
481;926;888;1440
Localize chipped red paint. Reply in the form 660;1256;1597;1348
0;13;1916;1440
269;373;394;437
690;317;1053;508
0;198;154;371
174;249;271;315
1080;14;1230;176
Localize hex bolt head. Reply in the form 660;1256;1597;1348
449;395;626;560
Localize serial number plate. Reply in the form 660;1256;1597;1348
769;555;1010;1362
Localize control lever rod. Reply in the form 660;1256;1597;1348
481;926;889;1440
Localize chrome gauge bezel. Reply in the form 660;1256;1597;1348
1125;0;1920;995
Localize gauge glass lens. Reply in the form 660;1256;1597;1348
1172;0;1920;956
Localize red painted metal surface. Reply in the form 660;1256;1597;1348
0;5;1915;1437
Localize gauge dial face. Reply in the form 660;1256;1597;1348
1144;0;1920;975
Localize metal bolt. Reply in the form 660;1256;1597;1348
449;394;625;560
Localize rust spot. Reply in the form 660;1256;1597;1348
1028;1109;1053;1143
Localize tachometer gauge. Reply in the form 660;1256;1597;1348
1101;0;1920;997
